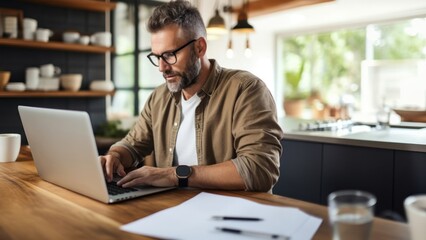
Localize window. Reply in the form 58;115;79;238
280;17;426;119
111;1;163;118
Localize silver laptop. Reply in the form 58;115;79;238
18;105;174;203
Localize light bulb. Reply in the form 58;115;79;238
226;48;234;58
244;47;252;58
226;39;234;58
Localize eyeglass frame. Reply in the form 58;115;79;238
147;39;197;67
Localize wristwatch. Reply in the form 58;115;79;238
176;165;192;188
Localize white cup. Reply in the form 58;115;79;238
0;133;21;163
40;64;61;78
35;28;53;42
26;67;40;90
23;18;37;32
23;29;35;40
79;35;90;45
90;32;112;47
328;190;376;240
23;18;38;40
405;195;426;240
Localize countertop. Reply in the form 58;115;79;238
280;118;426;153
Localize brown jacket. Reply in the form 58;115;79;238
117;60;284;192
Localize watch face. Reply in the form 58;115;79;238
176;165;191;177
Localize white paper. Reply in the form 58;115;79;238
121;192;322;240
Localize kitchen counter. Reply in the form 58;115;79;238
280;118;426;153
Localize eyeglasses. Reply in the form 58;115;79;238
147;39;197;67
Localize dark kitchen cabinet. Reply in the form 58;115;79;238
394;150;426;218
321;144;393;215
273;139;322;203
275;139;423;219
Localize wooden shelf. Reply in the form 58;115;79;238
0;90;114;98
0;38;114;53
18;0;117;12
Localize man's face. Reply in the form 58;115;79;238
151;25;201;93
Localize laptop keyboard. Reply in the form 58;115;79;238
107;181;139;195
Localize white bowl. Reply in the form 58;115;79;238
89;80;114;91
60;74;82;91
63;31;80;43
5;82;26;92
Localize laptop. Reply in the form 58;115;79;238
18;105;174;203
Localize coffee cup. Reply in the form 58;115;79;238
40;64;61;78
405;195;426;240
0;133;21;163
90;32;112;47
26;67;40;90
36;28;53;42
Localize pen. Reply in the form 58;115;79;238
216;227;290;240
212;216;263;221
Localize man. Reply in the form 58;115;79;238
100;0;283;192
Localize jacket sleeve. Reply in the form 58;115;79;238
231;72;284;192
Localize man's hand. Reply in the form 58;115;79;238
99;152;126;182
117;166;177;188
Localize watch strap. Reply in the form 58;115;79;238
178;177;189;188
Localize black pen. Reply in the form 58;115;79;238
216;227;290;240
212;216;263;221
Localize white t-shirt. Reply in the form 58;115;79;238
175;93;201;166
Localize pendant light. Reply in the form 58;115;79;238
232;0;255;33
206;1;227;36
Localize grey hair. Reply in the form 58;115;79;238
147;0;206;40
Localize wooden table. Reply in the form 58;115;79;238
0;146;409;240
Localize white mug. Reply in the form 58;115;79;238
0;133;21;163
23;18;37;32
90;32;112;47
40;64;61;78
405;195;426;240
36;28;53;42
23;18;38;40
26;67;40;90
79;35;90;45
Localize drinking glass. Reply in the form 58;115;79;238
328;190;376;240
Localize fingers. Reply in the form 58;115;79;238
117;170;143;187
104;155;114;181
99;153;124;182
116;161;126;177
117;167;174;188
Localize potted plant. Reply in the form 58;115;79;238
283;60;308;117
0;68;11;91
95;120;130;154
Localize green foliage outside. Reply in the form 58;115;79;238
96;120;129;138
281;17;426;106
373;20;426;59
282;29;365;103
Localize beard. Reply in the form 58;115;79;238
164;49;201;93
